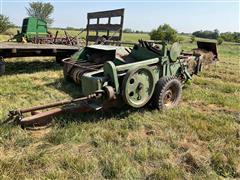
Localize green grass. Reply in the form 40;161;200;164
0;32;240;179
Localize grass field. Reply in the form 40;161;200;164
0;32;239;179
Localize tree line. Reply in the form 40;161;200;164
149;24;239;44
192;30;240;43
123;28;148;34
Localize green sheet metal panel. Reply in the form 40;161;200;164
19;17;48;40
25;17;47;34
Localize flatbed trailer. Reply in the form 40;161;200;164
0;42;79;61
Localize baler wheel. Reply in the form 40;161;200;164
152;76;182;109
122;67;154;108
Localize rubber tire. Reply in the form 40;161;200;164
152;76;182;110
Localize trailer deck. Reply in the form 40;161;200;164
0;42;79;60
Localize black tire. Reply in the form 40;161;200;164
152;76;182;109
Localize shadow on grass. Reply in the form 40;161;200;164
54;106;147;127
46;80;146;126
45;77;153;126
4;60;61;75
46;79;144;126
46;78;82;98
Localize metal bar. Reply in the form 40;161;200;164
96;18;99;37
88;9;124;19
64;31;72;45
87;24;122;31
107;17;111;37
20;105;92;127
19;96;91;113
86;18;90;46
87;36;120;42
54;30;58;43
116;58;160;71
119;15;124;41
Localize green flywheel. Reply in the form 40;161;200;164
122;66;155;108
170;42;182;62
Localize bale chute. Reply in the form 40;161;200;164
197;41;218;60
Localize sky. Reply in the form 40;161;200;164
1;0;239;33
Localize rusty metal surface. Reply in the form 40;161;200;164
8;93;102;127
31;31;81;46
20;105;92;127
18;96;92;113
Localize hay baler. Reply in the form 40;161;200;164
8;40;217;127
12;17;49;42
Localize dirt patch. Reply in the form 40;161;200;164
181;152;200;173
127;128;165;141
167;134;211;173
127;128;149;141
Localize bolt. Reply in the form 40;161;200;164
137;83;143;90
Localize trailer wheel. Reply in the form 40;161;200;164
152;76;182;109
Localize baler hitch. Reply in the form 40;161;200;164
7;92;102;127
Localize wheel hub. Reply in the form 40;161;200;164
164;89;174;107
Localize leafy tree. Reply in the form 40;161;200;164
0;14;13;34
177;36;184;43
217;37;223;45
193;29;239;43
220;32;234;42
213;29;220;39
220;32;240;43
192;29;219;39
26;2;54;25
150;24;178;43
233;32;240;43
66;27;79;31
123;28;133;33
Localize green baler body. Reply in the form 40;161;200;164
15;17;48;42
69;43;183;96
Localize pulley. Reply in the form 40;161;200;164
122;66;154;108
169;42;182;62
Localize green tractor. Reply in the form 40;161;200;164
12;17;49;42
8;40;218;127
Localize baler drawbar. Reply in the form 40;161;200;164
7;92;103;127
